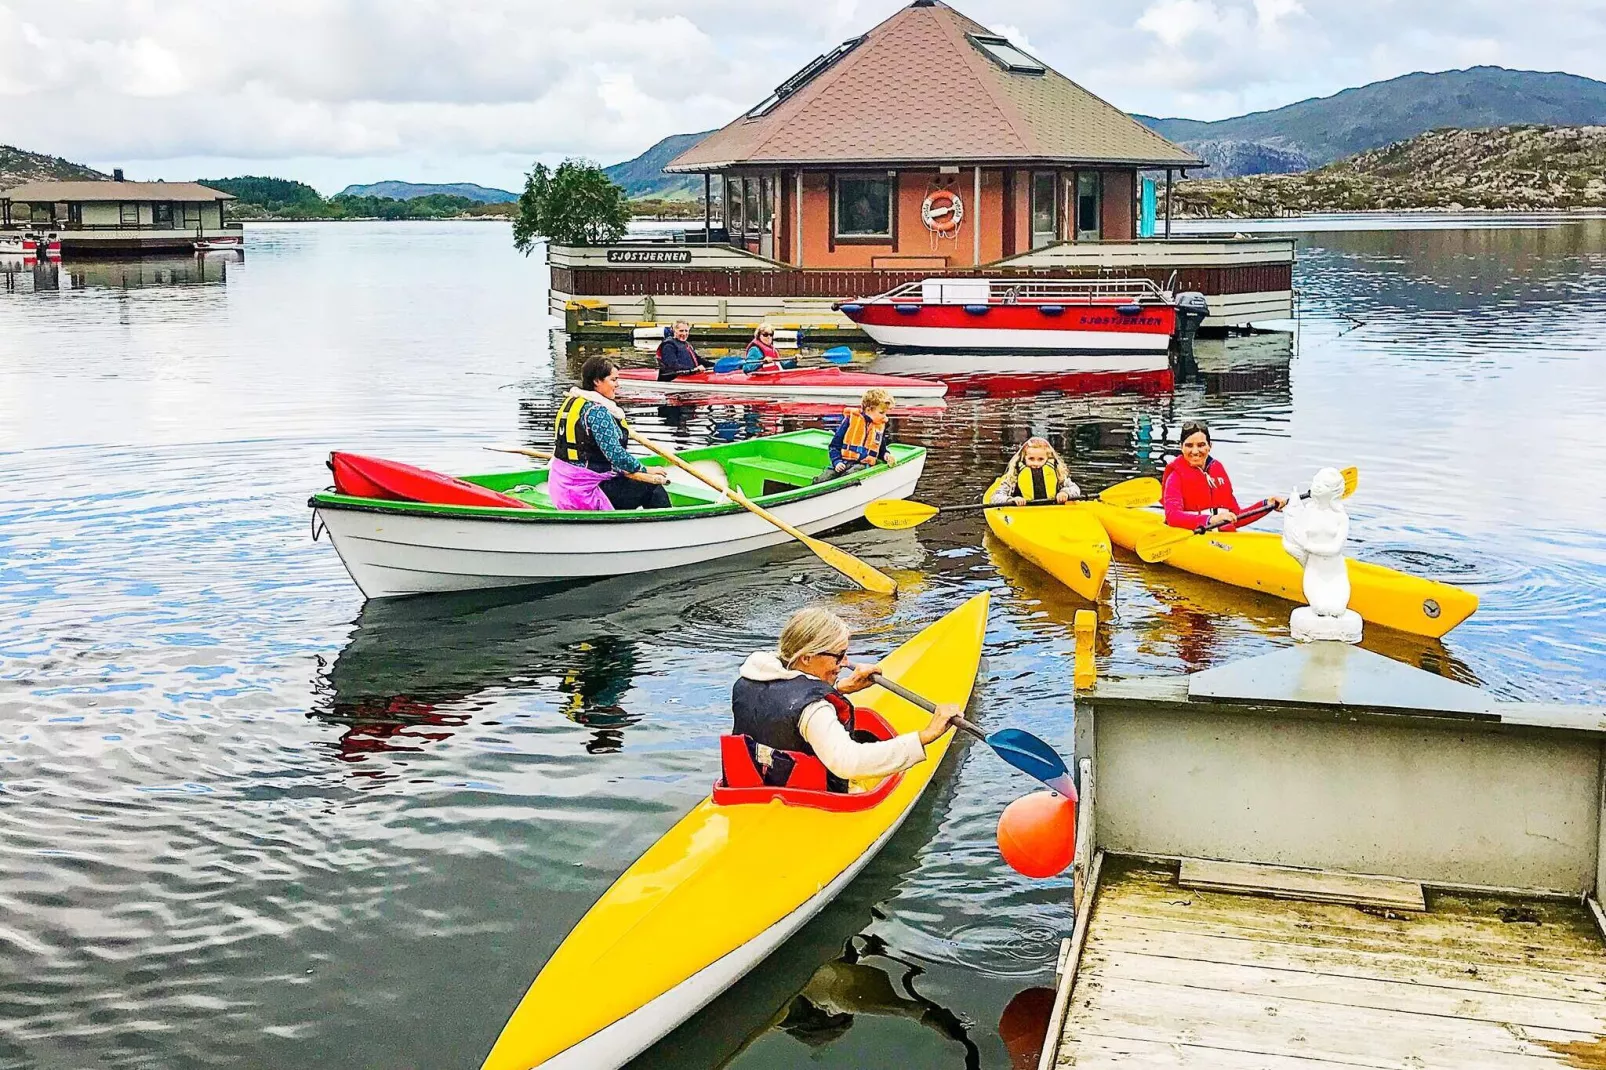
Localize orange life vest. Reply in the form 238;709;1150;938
838;407;886;465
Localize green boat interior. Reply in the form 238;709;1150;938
310;429;925;520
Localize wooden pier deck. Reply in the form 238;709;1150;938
1054;856;1606;1069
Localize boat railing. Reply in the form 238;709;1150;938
870;277;1171;305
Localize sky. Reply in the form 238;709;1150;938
3;0;1603;194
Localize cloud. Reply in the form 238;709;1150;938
0;0;1603;189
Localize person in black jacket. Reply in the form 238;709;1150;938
655;320;713;380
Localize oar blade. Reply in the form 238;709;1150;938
802;533;899;594
1097;477;1161;508
1340;466;1360;498
985;728;1076;798
1136;526;1193;563
864;498;939;530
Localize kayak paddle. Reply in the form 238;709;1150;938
821;347;854;364
1136;465;1360;564
627;429;898;595
872;673;1077;801
865;476;1161;531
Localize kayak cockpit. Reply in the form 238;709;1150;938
713;707;905;812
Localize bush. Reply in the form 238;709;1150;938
512;159;630;252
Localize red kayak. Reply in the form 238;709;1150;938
328;452;529;509
616;366;946;400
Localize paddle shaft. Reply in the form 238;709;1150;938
871;673;988;742
487;446;552;461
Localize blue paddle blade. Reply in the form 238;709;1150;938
822;347;853;364
712;356;744;373
985;728;1077;800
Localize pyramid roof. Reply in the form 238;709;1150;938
667;0;1200;172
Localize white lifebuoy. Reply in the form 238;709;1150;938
921;189;964;234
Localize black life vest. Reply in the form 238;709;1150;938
553;394;628;473
1020;464;1059;502
731;673;855;793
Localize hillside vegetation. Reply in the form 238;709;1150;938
199;176;512;219
1174;125;1606;216
0;145;106;187
339;180;516;203
604;131;715;200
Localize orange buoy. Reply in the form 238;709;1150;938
997;790;1076;878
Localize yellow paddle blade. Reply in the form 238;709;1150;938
1097;477;1161;509
1340;466;1360;497
864;498;940;530
1135;525;1195;563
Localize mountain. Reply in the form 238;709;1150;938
0;145;106;187
338;181;517;203
1174;124;1606;216
604;131;715;200
1138;66;1606;177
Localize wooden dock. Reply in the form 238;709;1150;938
1041;643;1606;1069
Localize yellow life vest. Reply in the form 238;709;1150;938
1019;463;1059;502
554;394;629;471
838;407;885;465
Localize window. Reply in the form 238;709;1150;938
967;34;1045;74
743;177;761;237
120;202;138;225
153;202;173;227
183;203;202;228
67;203;82;226
1076;173;1101;240
1031;172;1058;247
746;35;866;118
833;175;892;239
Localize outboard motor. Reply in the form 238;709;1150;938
1173;291;1210;345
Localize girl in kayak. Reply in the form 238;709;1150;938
813;388;896;484
989;437;1081;506
732;606;961;793
744;324;785;370
549;356;672;511
1162;421;1285;531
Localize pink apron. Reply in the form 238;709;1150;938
546;457;615;512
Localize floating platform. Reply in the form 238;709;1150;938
1039;643;1606;1069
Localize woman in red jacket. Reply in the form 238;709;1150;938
1162;422;1286;531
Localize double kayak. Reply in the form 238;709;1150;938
1081;501;1478;638
617;365;948;400
982;480;1111;601
310;429;923;599
480;592;991;1070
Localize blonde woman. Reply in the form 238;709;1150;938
732;606;960;793
744;323;784;370
989;436;1080;506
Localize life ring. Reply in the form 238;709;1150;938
921;189;964;234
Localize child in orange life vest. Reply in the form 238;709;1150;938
989;437;1081;505
814;387;896;484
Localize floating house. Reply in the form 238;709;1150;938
0;174;242;256
553;0;1295;342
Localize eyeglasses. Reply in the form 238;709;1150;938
759;332;774;339
820;648;848;665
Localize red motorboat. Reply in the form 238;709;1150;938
836;278;1207;356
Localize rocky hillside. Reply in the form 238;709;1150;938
1173;125;1606;216
0;145;106;187
1137;66;1606;177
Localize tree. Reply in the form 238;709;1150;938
512;158;630;252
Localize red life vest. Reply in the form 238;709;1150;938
746;339;782;365
838;407;886;465
1162;455;1243;530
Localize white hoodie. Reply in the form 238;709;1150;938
737;651;927;781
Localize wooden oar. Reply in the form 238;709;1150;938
864;476;1161;531
872;674;1077;801
1136;466;1360;564
626;429;898;595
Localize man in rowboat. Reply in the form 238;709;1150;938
1163;421;1286;531
989;437;1081;506
549;356;672;511
812;388;896;484
732;607;960;792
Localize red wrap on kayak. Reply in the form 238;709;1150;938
329;452;530;509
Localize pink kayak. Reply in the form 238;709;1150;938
616;365;947;400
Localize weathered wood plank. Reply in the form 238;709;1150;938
1088;947;1606;1033
1086;923;1606;1005
1058;1031;1411;1069
1069;973;1595;1069
1179;858;1426;911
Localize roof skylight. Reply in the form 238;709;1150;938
746;35;866;119
967;33;1045;74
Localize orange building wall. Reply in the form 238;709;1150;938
1100;171;1135;242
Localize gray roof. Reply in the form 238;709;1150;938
1;181;235;202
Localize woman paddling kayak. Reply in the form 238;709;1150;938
1163;421;1286;531
744;323;785;370
733;606;960;793
988;436;1082;506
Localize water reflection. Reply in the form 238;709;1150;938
0;253;234;294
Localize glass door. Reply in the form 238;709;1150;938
1075;173;1101;241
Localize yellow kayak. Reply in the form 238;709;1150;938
982;479;1111;601
481;592;991;1070
1081;501;1478;638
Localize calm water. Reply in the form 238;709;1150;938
1;218;1604;1070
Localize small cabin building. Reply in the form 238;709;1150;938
0;179;242;255
549;0;1296;341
